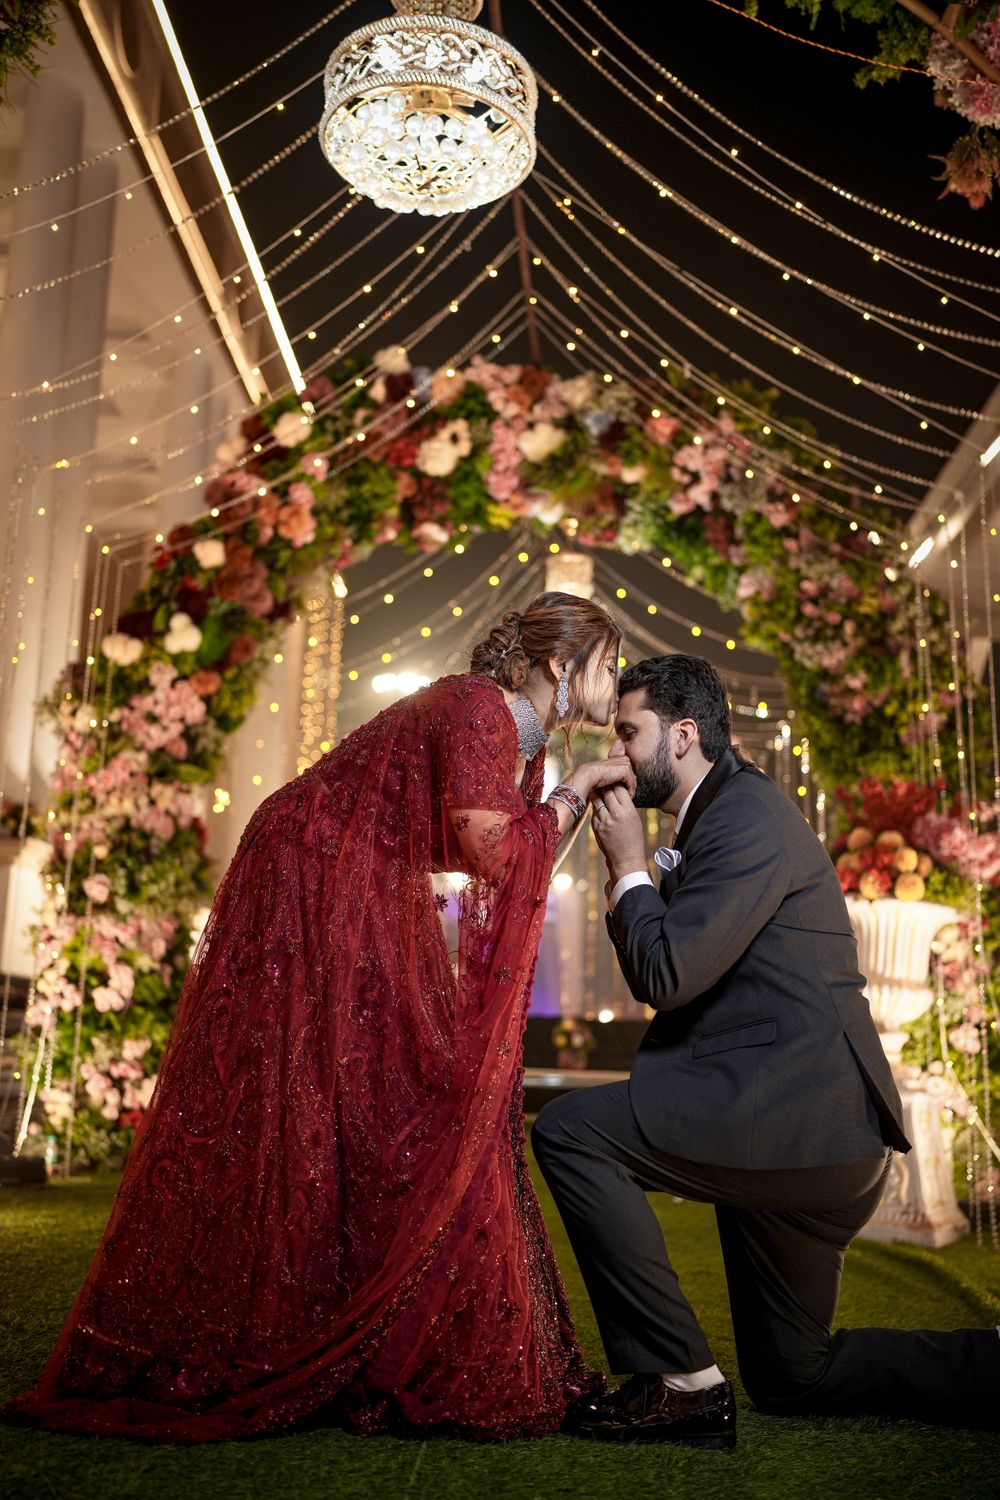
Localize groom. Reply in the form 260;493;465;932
533;654;999;1447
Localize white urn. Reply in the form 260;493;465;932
847;896;957;1069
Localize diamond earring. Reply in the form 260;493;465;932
556;669;570;717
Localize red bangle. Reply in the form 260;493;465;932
548;784;587;823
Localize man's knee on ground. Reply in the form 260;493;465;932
739;1351;827;1415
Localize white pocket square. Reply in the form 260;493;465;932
654;846;682;872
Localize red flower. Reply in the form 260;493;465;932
189;669;222;697
167;523;196;554
301;374;335;407
224;635;257;668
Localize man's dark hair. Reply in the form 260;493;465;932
618;655;732;763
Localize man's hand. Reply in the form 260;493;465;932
591;783;648;887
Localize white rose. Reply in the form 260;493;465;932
621;463;647;485
373;345;411;375
518;421;566;465
416;419;472;478
412;521;451;548
273;409;314;448
163;612;203;655
100;632;144;667
215;436;245;467
529;492;565;526
555;374;595;412
193;538;227;570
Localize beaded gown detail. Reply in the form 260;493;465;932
5;675;599;1442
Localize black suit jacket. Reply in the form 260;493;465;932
607;747;909;1170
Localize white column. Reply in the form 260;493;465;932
0;75;85;801
32;157;119;782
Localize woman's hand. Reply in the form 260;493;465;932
591;783;648;886
567;758;637;804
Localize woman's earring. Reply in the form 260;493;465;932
556;669;570;717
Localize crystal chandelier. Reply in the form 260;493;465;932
319;0;537;215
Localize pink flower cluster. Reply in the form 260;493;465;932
118;662;207;758
81;1037;155;1124
914;808;1000;887
29;909;178;1029
824;669;891;726
276;481;318;548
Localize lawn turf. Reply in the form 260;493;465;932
2;1145;999;1500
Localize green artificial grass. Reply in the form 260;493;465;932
2;1149;999;1500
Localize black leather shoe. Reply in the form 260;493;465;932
568;1374;736;1448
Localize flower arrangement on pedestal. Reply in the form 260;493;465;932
17;350;986;1164
829;778;1000;1190
551;1018;596;1071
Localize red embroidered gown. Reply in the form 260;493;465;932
5;675;599;1442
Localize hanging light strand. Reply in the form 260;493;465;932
533;282;920;533
1;1;362;202
3;187;354;401
534;74;1000;305
559;0;1000;259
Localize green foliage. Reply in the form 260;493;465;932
0;0;65;100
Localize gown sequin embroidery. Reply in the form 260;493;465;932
3;675;601;1443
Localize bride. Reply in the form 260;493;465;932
6;590;633;1443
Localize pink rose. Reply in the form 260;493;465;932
83;874;111;905
304;454;329;481
285;481;315;509
644;414;681;447
108;962;135;1001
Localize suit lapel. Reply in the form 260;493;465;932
672;745;756;857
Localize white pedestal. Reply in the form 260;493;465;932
0;837;48;978
849;897;968;1247
858;1087;969;1247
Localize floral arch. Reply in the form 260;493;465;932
16;346;989;1162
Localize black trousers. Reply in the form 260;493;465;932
532;1082;999;1428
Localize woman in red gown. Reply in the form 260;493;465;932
6;591;632;1443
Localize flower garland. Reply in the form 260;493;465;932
20;349;983;1163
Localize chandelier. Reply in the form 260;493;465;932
319;0;537;215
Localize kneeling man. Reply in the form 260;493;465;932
534;654;999;1448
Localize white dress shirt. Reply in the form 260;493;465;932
608;773;708;910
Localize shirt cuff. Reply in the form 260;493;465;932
609;870;655;910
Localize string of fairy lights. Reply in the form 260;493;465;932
527;172;965;470
574;0;997;258
38;208;491;472
534;66;1000;306
0;2;359;203
536;0;1000;329
527;166;1000;393
528;163;995;445
3;187;356;401
525;224;935;520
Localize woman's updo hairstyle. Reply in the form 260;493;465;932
470;591;621;723
470;610;531;690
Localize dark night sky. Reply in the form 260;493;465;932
161;0;1000;730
